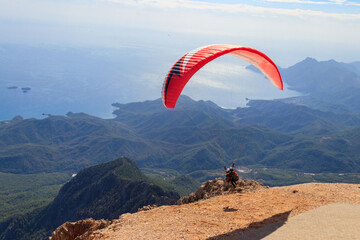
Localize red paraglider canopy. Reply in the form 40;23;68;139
162;44;283;108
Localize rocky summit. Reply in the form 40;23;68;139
178;178;267;204
50;182;360;240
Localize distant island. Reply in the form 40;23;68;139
7;86;32;93
21;87;31;93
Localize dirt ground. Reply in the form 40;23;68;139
84;183;360;240
233;202;360;240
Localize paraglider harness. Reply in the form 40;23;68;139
224;163;239;188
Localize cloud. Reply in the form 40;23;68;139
263;0;345;4
264;0;333;4
264;0;360;6
0;0;359;66
104;0;360;20
348;1;360;6
329;0;346;4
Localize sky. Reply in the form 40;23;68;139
0;0;359;118
0;0;359;65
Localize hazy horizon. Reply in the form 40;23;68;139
0;0;359;120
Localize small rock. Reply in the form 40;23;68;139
50;218;110;240
138;204;158;212
177;178;267;205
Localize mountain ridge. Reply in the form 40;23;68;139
0;157;179;240
1;94;360;175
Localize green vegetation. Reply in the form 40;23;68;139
1;99;360;176
238;167;360;187
189;169;224;183
180;167;360;188
0;172;70;222
0;157;180;240
142;168;201;196
170;175;201;196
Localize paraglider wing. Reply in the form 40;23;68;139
162;44;283;108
